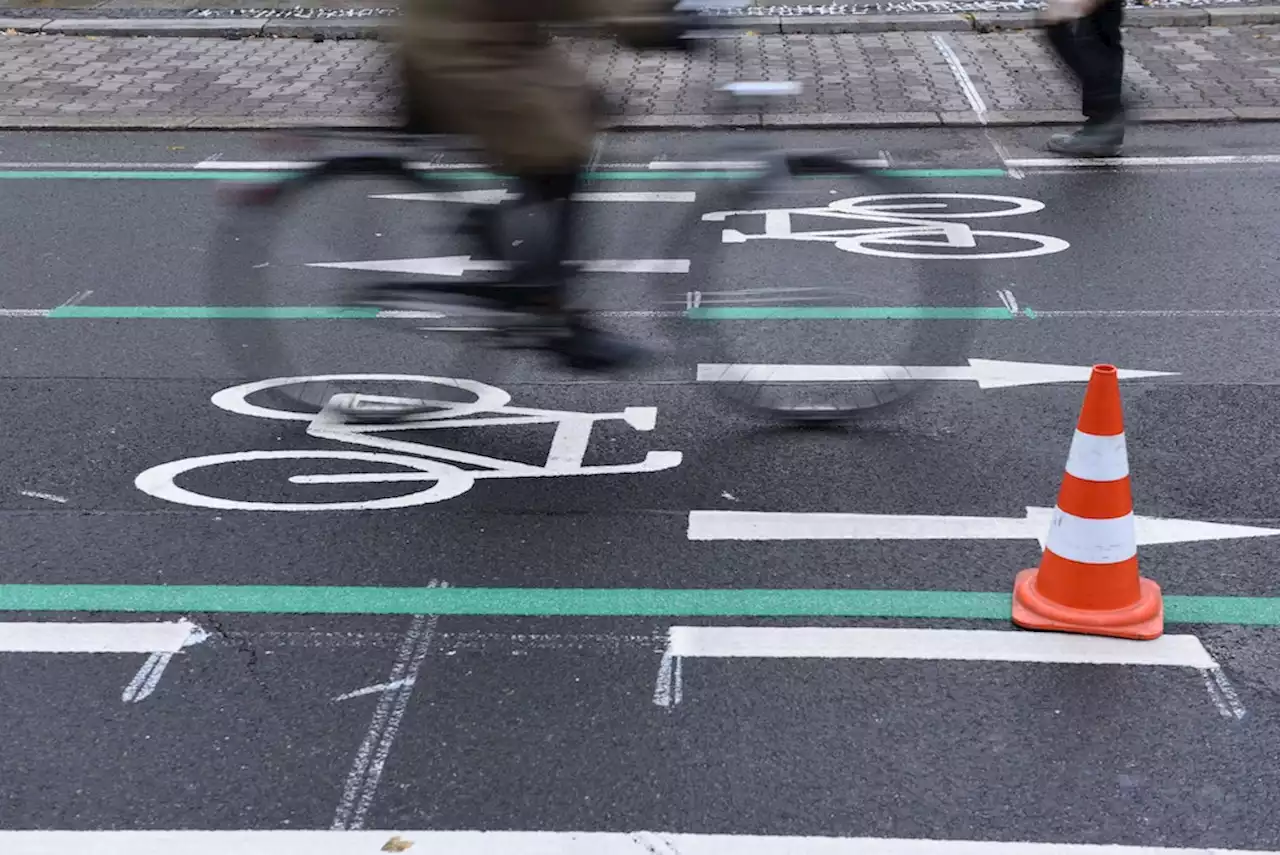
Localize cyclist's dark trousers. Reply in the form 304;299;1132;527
466;170;584;306
1045;0;1125;123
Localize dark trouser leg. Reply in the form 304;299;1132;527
1045;0;1125;123
461;169;583;302
507;170;583;312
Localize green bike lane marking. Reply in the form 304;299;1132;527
34;306;1022;320
0;168;1008;182
0;585;1276;625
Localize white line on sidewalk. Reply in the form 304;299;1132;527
666;627;1218;668
0;620;198;653
931;34;988;125
2;830;1276;854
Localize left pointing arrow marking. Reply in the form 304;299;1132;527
308;256;690;276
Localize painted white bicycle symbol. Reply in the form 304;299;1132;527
703;193;1070;260
135;374;682;511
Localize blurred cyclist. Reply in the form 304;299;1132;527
395;0;705;371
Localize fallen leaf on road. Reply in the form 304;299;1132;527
3;28;18;35
381;837;413;852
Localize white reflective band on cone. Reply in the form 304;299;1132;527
1044;507;1138;564
1064;430;1129;482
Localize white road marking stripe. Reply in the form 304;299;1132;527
1203;668;1247;720
0;162;195;168
573;192;696;202
122;652;175;703
195;160;318;170
332;677;415;703
375;190;695;203
331;588;440;831
0;620;197;653
931;33;987;124
19;490;67;503
1044;508;1138;564
1035;309;1280;318
0;309;49;317
687;508;1280;545
648;160;767;170
1009;154;1280;169
697;360;1176;388
1064;429;1129;482
666;627;1218;668
198;160;693;172
3;830;1275;853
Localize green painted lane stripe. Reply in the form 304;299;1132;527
0;167;1005;182
1;585;1277;625
687;307;1016;320
48;305;379;319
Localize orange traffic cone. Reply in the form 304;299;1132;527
1012;364;1163;640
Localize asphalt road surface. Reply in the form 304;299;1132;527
1;124;1279;853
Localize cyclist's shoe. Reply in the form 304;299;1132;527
552;321;651;373
1047;115;1124;157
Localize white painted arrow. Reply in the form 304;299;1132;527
696;359;1177;389
372;190;696;203
308;256;690;277
372;189;518;204
688;507;1280;545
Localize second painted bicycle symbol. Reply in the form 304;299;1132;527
703;192;1070;260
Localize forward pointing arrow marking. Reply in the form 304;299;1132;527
696;359;1178;389
688;507;1280;546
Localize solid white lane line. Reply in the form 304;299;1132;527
0;620;197;654
666;627;1218;668
1009;154;1280;169
3;830;1277;854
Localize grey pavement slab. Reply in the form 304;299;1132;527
0;26;1276;129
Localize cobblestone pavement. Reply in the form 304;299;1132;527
0;25;1276;127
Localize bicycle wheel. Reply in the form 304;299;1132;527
135;450;475;511
210;141;528;422
656;152;983;421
